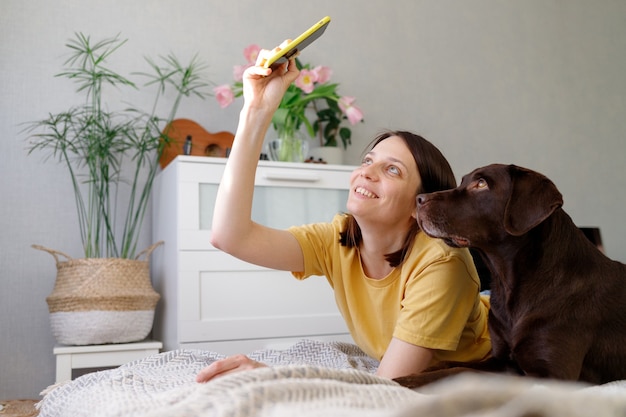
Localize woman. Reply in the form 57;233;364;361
196;44;490;383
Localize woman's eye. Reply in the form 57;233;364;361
362;157;373;166
388;166;400;175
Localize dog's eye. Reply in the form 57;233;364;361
476;178;488;189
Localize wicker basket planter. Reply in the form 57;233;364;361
33;242;162;345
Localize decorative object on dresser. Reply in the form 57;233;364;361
307;145;345;165
213;44;364;163
152;156;357;354
266;130;310;163
159;119;235;168
24;33;210;345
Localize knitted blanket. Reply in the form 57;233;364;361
37;339;626;417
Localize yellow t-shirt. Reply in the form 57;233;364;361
288;214;491;365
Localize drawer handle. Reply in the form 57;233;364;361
263;171;320;182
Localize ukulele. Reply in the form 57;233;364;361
159;119;235;168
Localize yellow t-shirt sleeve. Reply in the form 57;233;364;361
394;254;481;351
288;215;345;282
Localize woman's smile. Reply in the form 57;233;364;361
354;186;379;199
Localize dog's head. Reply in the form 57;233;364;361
416;164;563;248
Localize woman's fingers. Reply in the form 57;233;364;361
195;355;266;383
244;64;272;78
278;39;293;49
195;355;243;382
255;39;295;70
256;44;283;67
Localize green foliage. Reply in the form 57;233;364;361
220;55;363;149
25;33;211;259
271;60;354;148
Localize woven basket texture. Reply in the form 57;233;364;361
46;257;159;312
33;242;162;345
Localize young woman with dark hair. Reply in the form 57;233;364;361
196;45;490;383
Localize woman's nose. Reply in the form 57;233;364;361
360;164;377;179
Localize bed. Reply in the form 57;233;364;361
37;339;626;417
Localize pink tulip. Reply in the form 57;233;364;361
338;96;364;125
295;69;319;94
243;44;260;65
312;66;332;84
233;64;248;82
214;84;235;108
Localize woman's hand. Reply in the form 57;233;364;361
196;354;267;383
241;41;300;114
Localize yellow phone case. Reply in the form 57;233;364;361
263;16;331;69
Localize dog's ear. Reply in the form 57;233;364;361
503;165;563;236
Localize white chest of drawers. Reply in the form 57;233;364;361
151;156;356;354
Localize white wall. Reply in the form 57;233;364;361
1;0;625;399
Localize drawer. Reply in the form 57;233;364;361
175;155;355;190
174;158;354;251
177;251;349;343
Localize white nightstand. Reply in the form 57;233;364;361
53;339;162;383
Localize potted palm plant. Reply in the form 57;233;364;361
26;33;210;345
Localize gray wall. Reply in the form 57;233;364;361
1;0;625;399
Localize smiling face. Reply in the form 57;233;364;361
346;135;422;227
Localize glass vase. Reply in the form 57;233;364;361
267;130;309;162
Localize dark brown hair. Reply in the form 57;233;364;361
340;130;457;267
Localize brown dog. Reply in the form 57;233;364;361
394;164;626;388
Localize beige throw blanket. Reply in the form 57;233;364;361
37;340;626;417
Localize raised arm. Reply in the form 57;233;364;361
210;47;305;272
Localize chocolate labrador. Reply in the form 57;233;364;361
394;164;626;388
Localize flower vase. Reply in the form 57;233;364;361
267;131;309;163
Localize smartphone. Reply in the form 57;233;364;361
263;16;331;69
